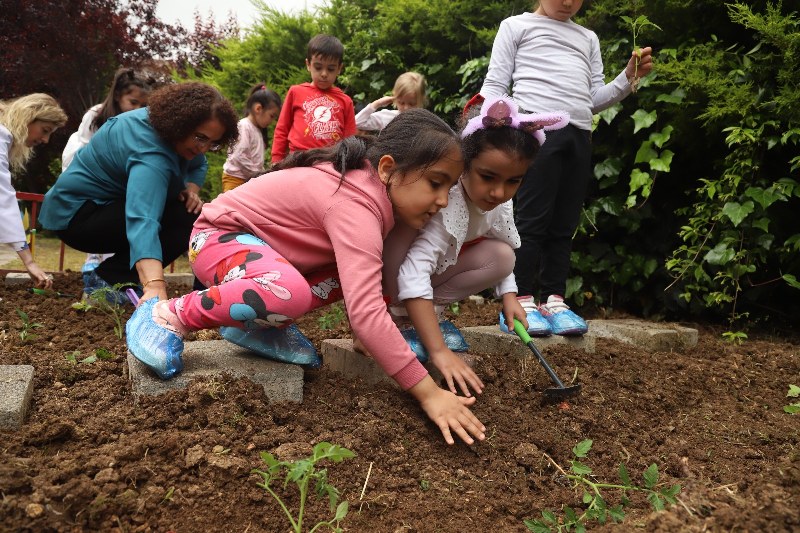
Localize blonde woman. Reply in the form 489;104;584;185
0;93;67;288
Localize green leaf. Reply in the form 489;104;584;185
573;439;593;458
647;492;665;511
752;217;770;233
571;460;592;476
649;125;673;148
582;491;593;504
661;484;681;504
784;404;800;414
655;88;686;104
597;104;621;126
634;141;658;164
703;242;736;265
95;347;115;360
80;355;98;364
594;157;622;180
618;463;632;486
541;510;557;524
745;186;785;209
788;385;800;398
649;150;674;172
783;274;800;290
523;519;552;533
721;201;754;227
631;109;657;134
629;169;651;196
360;58;376;71
643;463;659;489
334;500;349;521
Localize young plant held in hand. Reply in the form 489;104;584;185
253;441;355;533
621;14;661;93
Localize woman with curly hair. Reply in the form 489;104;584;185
41;82;239;304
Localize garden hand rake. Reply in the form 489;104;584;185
513;319;581;401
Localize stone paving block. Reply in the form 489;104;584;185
586;319;697;352
321;338;481;387
4;273;31;287
461;326;595;357
0;365;35;427
126;340;303;403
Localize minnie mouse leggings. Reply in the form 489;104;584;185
170;228;343;331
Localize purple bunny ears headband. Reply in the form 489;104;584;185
461;94;569;145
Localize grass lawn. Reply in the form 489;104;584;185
1;236;192;273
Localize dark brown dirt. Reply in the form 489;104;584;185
1;272;798;532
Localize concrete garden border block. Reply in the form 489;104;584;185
320;338;481;387
0;365;35;427
126;340;303;403
4;273;32;287
461;326;595;357
586;319;698;352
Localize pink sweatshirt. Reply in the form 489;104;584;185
196;163;428;390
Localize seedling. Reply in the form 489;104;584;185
524;439;680;532
318;303;346;331
253;441;354;533
785;384;800;414
16;308;43;342
65;348;116;365
621;15;661;93
71;283;135;339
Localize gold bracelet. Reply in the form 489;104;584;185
143;278;166;288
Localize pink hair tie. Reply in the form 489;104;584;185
461;94;569;145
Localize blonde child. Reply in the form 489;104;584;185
0;94;67;288
480;0;653;335
221;84;282;192
355;72;426;132
383;95;568;397
127;109;486;446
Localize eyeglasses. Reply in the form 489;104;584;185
193;133;222;152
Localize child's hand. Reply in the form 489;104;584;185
409;376;486;445
371;95;395;110
500;294;528;332
626;46;653;78
429;347;484;397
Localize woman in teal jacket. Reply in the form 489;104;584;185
41;82;239;303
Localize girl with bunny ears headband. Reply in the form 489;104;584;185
379;93;568;398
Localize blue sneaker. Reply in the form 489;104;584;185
220;324;321;368
499;296;552;336
399;321;469;364
539;295;588;336
126;298;185;379
83;269;133;306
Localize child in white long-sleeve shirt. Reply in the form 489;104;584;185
479;0;653;335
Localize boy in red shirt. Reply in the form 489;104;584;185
271;34;357;163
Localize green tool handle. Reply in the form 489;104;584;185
513;318;533;343
512;318;566;388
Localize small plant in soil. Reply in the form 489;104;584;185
65;348;116;365
15;308;43;342
524;439;680;532
785;384;800;414
71;283;134;339
318;303;346;331
253;441;355;533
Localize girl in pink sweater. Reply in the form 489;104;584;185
127;108;486;446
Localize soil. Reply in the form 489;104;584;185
1;271;798;533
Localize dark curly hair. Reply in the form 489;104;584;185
147;82;239;150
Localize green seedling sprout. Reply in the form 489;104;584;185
785;384;800;414
16;308;43;342
621;15;661;93
71;283;135;339
318;303;346;331
524;439;680;532
253;441;355;533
